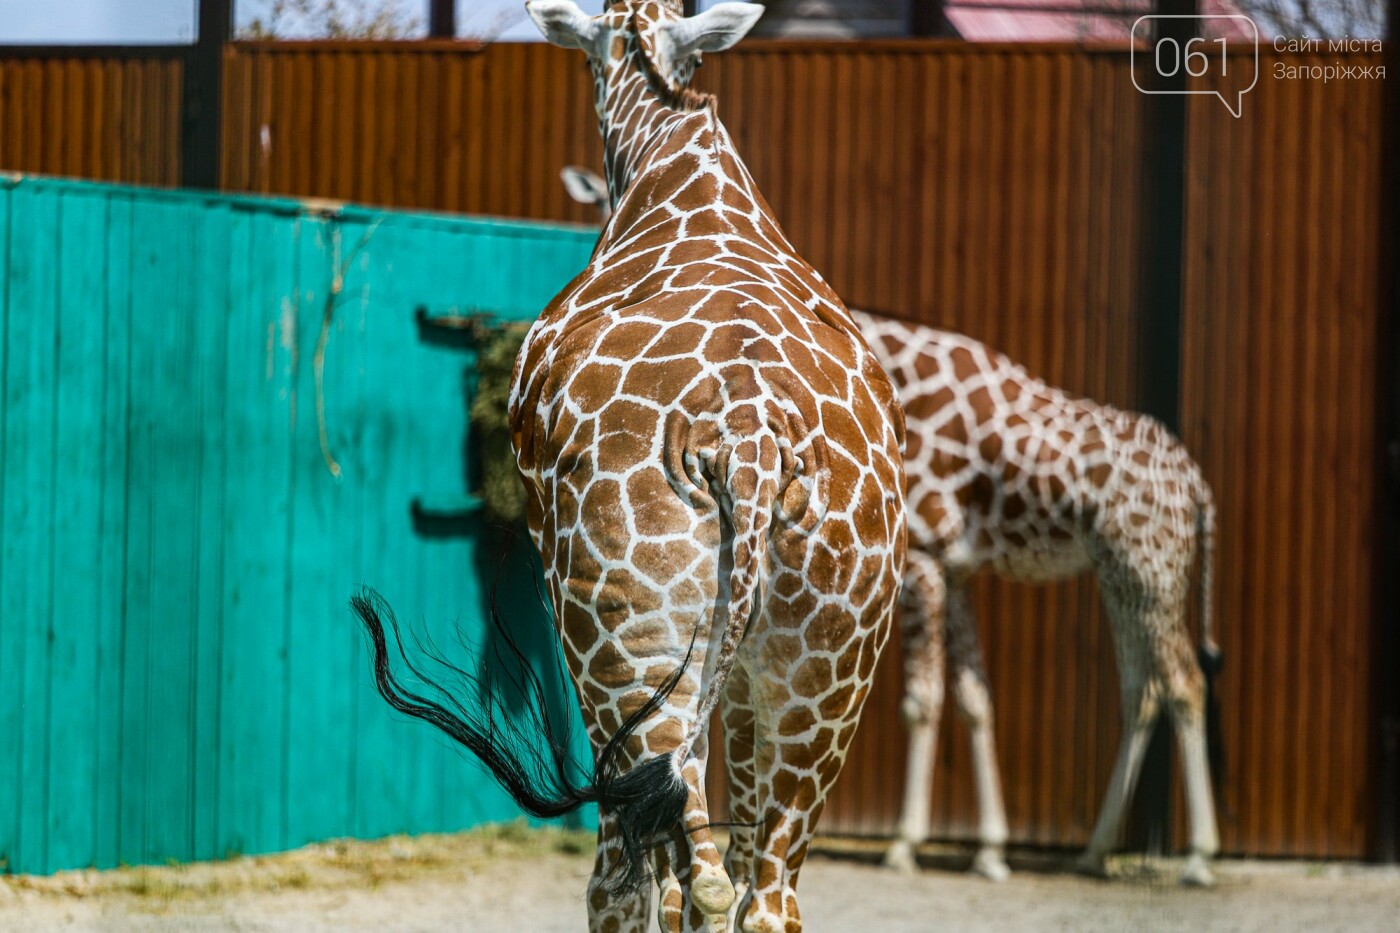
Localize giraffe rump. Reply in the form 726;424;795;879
350;589;689;896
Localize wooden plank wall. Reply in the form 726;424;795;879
0;54;183;186
1177;50;1386;858
0;175;598;875
220;41;605;224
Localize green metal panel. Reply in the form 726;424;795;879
0;175;597;875
94;193;133;872
6;184;59;872
48;190;110;872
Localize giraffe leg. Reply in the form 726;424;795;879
551;576;734;932
650;761;734;933
1157;609;1220;887
1077;589;1159;878
587;814;654;933
945;583;1011;882
722;661;759;921
736;596;892;933
884;550;947;874
588;785;725;933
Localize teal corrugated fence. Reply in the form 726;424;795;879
0;175;596;876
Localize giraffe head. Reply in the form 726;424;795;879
525;1;762;105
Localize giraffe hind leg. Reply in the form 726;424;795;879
946;582;1011;882
885;549;947;874
1159;610;1220;886
737;584;894;932
652;758;735;933
1077;586;1163;878
721;660;759;917
588;814;654;933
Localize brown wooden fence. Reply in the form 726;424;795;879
0;52;183;186
0;38;1389;860
1176;49;1386;858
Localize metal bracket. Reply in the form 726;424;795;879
410;495;486;538
415;305;517;351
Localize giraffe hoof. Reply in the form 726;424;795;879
1179;853;1216;887
883;840;919;874
1074;853;1110;879
692;867;737;915
971;847;1011;882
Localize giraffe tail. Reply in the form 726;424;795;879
1194;480;1226;799
677;428;783;767
350;588;691;898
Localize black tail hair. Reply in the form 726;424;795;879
350;588;691;895
1197;641;1225;802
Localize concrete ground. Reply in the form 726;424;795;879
2;827;1398;932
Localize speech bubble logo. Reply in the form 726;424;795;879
1131;15;1259;118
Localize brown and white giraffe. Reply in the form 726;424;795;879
562;167;1222;887
852;311;1221;888
383;3;905;932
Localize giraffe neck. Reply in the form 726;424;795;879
595;32;707;205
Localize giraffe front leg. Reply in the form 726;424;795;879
945;583;1010;882
885;550;947;874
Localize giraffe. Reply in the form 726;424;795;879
518;3;909;928
560;168;1222;887
362;3;907;933
852;311;1221;888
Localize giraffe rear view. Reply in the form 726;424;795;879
856;311;1221;887
359;4;907;933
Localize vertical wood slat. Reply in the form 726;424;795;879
0;184;13;869
3;183;59;872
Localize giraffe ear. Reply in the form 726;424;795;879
659;2;764;57
525;1;604;53
560;166;609;210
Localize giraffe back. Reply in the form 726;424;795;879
856;311;1207;598
513;113;906;610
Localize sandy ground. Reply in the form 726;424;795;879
3;827;1398;932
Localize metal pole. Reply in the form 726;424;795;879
1127;0;1196;856
182;0;232;189
429;0;457;38
1373;0;1400;865
907;0;948;36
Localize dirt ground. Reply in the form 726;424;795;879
3;826;1398;932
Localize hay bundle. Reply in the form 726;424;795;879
471;321;532;525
